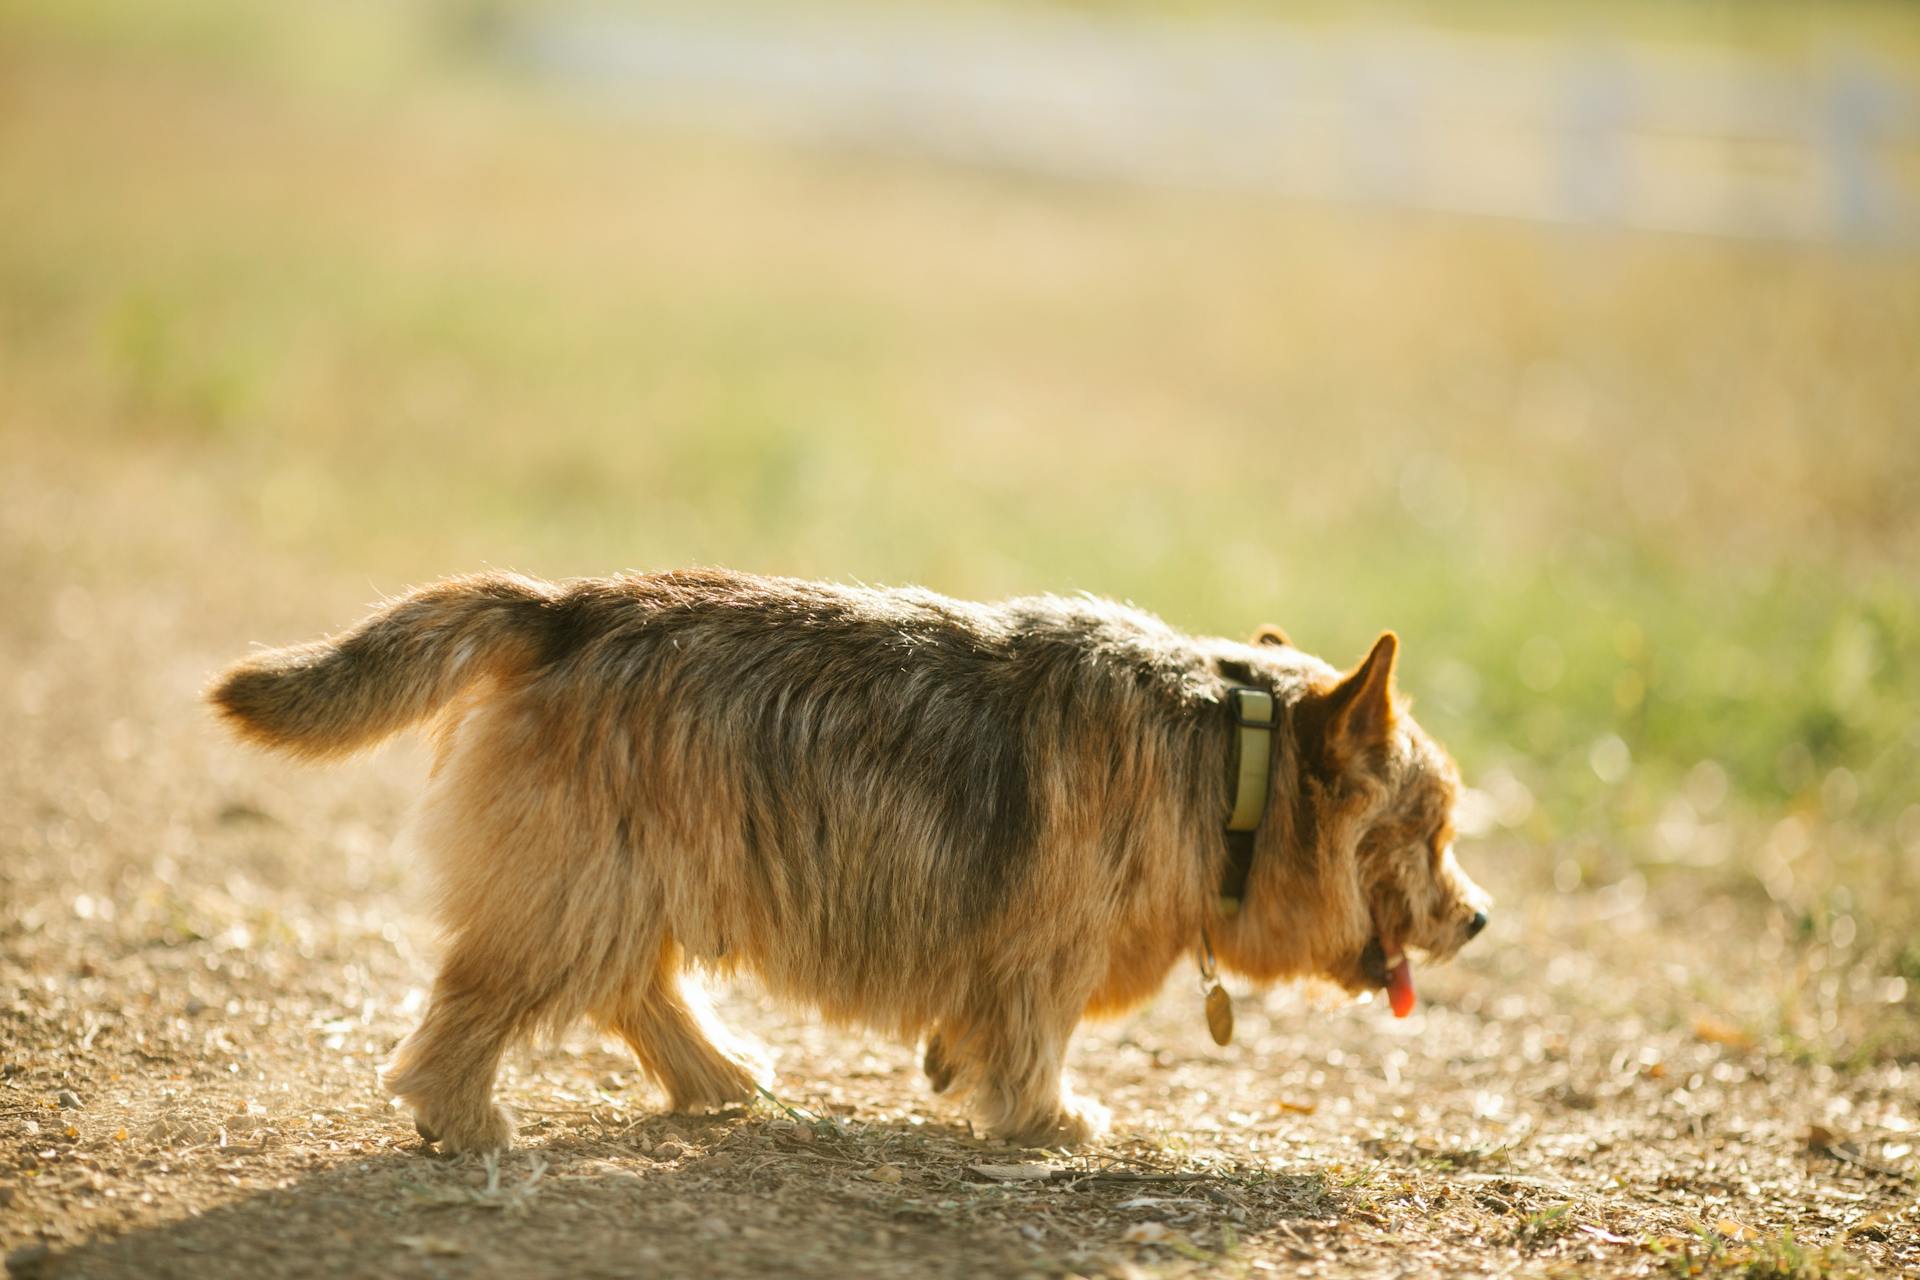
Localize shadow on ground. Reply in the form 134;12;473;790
46;1117;1346;1279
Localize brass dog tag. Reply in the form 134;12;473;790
1198;929;1233;1045
1204;982;1234;1046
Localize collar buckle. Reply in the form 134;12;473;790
1226;686;1276;730
1219;684;1276;915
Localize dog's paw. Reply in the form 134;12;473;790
990;1091;1111;1148
411;1102;514;1154
665;1055;765;1114
1053;1093;1111;1145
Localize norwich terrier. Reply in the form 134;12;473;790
209;570;1489;1152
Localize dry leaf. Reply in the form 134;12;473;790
866;1165;903;1184
1713;1218;1760;1242
1845;1209;1895;1240
1692;1016;1753;1049
1804;1129;1898;1177
401;1184;475;1209
1272;1099;1316;1116
1577;1224;1634;1245
1122;1222;1171;1244
968;1163;1058;1182
397;1235;465;1256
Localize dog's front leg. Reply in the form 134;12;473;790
943;986;1110;1147
921;1027;957;1094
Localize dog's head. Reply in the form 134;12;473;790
1226;630;1491;1014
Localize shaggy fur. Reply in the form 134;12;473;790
208;569;1490;1151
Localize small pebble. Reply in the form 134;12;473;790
56;1091;81;1110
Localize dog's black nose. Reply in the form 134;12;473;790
1466;910;1488;939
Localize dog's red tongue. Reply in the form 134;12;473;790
1386;952;1416;1018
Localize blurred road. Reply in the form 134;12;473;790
521;5;1920;243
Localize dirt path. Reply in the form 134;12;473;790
1;467;1914;1280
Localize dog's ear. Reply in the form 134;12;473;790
1323;631;1398;762
1252;624;1291;648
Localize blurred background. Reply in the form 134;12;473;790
3;0;1917;1052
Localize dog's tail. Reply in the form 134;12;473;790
207;572;565;760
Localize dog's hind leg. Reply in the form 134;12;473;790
383;714;644;1153
382;942;542;1154
593;941;769;1115
384;878;642;1153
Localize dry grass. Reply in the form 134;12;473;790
3;2;1919;1276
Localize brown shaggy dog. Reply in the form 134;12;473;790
208;570;1490;1152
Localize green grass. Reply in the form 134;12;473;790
1652;1226;1873;1279
4;0;1918;962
